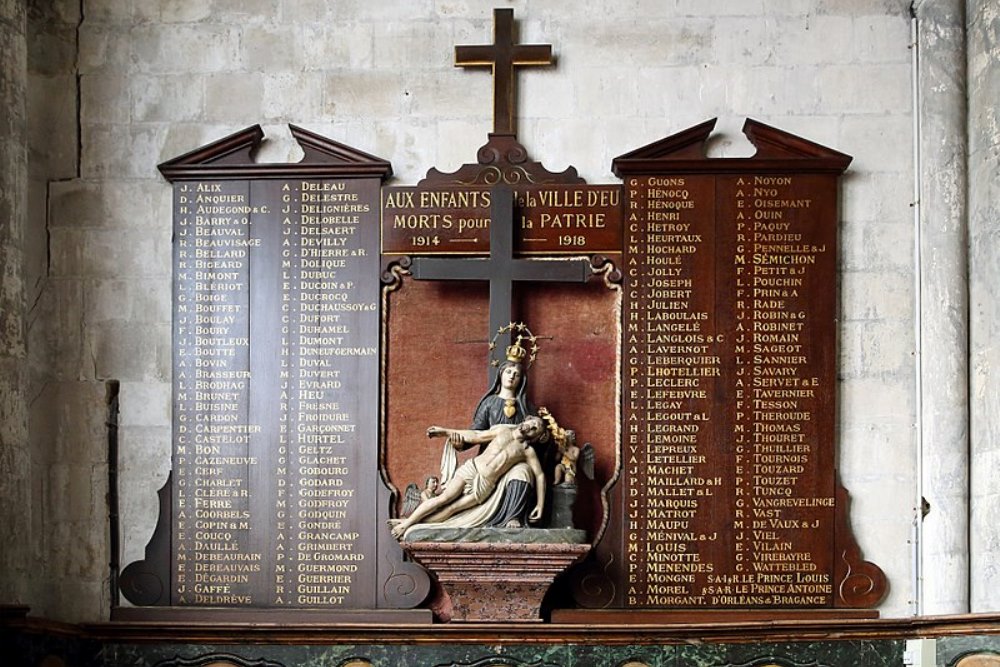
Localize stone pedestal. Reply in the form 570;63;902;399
402;539;590;622
549;485;577;529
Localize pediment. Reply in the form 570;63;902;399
158;124;392;181
612;118;852;176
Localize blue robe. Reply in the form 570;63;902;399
471;394;538;527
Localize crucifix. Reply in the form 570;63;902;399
410;186;591;381
455;7;553;136
411;10;588;383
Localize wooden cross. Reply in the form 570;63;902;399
410;186;590;382
455;8;553;136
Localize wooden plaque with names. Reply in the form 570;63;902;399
568;118;886;613
118;125;430;617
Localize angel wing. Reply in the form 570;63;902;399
401;482;422;517
580;443;596;481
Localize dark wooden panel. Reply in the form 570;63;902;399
157;128;403;611
618;172;839;609
587;118;886;612
170;176;382;608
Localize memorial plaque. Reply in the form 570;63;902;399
381;184;622;255
574;118;886;612
172;175;378;606
124;124;429;614
120;8;887;623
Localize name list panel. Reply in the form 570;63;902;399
622;172;838;609
171;177;380;608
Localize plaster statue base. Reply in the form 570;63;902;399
402;532;591;622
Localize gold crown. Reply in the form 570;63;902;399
505;336;529;364
489;322;539;368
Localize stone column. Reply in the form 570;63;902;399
968;0;1000;613
0;0;31;606
914;0;969;615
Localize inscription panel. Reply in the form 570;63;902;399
622;172;838;609
171;177;380;608
381;184;622;255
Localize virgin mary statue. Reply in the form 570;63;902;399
434;332;544;529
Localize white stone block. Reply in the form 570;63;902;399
840;377;915;431
27;75;77;177
817;0;910;18
841;115;913;174
728;65;823;116
379;21;455;71
562;18;714;69
82;0;133;23
530;118;603;177
767;15;854;65
634;67;729;125
81;74;131;124
841;170;912;225
247;123;302;164
117;425;171;581
86;277;170;326
77;24;132;74
817;64;911;114
433;119;492;174
519;68;575;121
373;120;439;185
204;73;264;123
131;74;204;122
132;0;212;23
571;67;636;120
300;22;374;70
29;382;108;465
839;219;913;272
119;381;171;427
710;17;772;66
49;180;171;230
39;0;80;23
86;321;170;381
840;269;914;322
674;0;765;15
839;319;913;379
326;0;435;21
27;24;77;77
49;227;167;279
262;72;324;122
26;279;87;384
203;0;277;23
853;15;912;63
407;70;490;120
323;70;408;120
131;24;242;74
242;24;299;72
434;0;490;19
82;124;167;179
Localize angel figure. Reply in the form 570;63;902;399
538;407;595;488
553;429;595;487
400;475;440;518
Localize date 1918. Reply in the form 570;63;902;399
557;235;586;247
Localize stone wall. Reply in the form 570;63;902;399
968;0;1000;613
915;0;969;615
0;0;31;608
18;0;933;620
22;0;113;621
